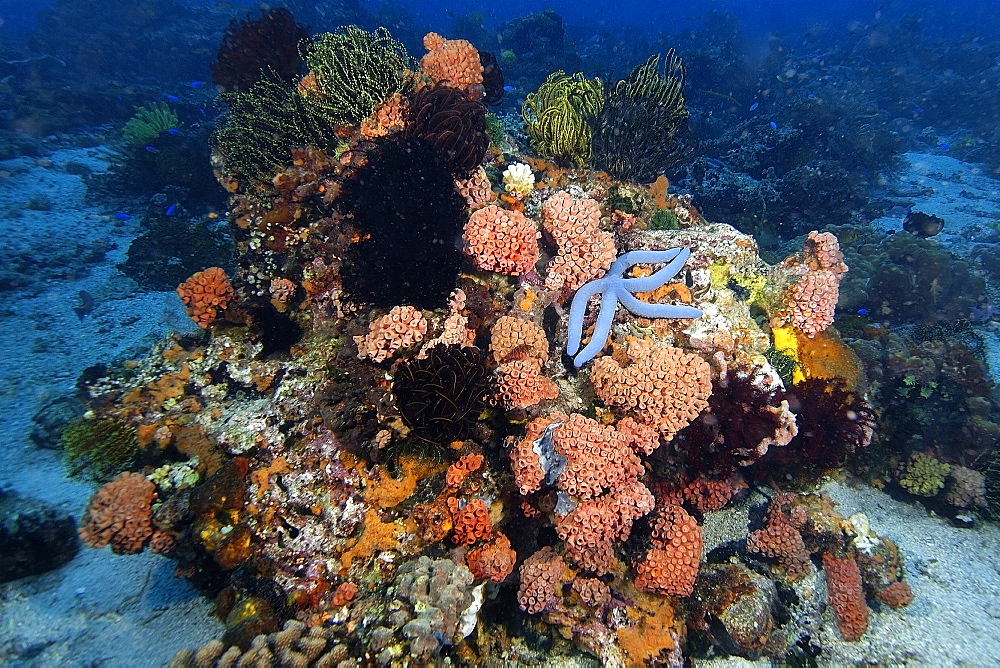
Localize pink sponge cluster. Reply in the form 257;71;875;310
634;504;702;597
540;191;617;293
463;205;540;276
354;305;428;362
591;338;712;441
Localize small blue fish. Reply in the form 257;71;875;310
113;213;132;221
911;107;923;116
769;121;778;129
938;142;951;150
144;145;158;153
749;102;759;111
190;81;204;87
503;85;514;92
807;93;816;99
167;128;181;135
166;94;180;102
165;204;177;216
857;308;868;315
199;108;206;116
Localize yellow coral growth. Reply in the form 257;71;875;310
615;594;681;665
774;325;864;391
363;454;445;508
796;327;865;391
339;507;414;568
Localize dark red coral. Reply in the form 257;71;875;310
669;368;789;478
478;51;505;106
753;378;876;482
211;8;309;93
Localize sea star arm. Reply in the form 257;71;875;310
566;247;702;367
572;289;621;367
566;276;610;357
618;248;691;293
617;289;704;320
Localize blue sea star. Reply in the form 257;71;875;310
566;248;703;367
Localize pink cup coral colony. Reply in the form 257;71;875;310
68;21;933;668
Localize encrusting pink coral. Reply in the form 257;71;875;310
463;205;540;276
541;191;617;294
79;471;159;554
354;305;428;362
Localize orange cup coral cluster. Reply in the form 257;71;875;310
463;205;540;276
447;496;493;545
591;337;713;441
454;167;496;209
517;546;567;614
445;452;484;489
556;479;655;574
779;230;849;338
79;471;160;554
354;305;428;362
492;359;560;409
822;551;870;641
540;191;617;293
746;495;812;578
511;412;659;574
360;92;409;139
634;504;703;597
489;316;558;409
176;267;234;328
420;32;484;93
466;533;517;583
